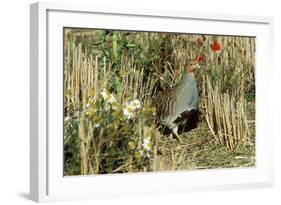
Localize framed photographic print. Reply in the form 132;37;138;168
30;2;274;202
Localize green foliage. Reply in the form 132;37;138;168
64;118;81;175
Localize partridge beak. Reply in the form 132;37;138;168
196;63;200;69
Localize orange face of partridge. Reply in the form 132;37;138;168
185;60;198;73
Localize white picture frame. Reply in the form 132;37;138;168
30;2;274;202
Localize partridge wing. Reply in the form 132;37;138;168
153;88;177;120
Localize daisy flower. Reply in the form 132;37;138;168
142;136;152;152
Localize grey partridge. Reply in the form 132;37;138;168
153;60;199;142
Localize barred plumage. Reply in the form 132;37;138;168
155;88;176;119
153;60;199;142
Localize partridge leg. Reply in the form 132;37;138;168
169;133;173;140
172;126;182;143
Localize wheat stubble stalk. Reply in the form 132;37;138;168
203;77;250;151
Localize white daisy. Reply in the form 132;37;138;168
101;89;108;100
132;99;141;109
108;94;117;104
142;136;152;152
93;123;100;128
123;107;134;119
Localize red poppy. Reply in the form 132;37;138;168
196;38;203;45
211;41;221;52
196;55;204;62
